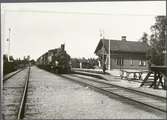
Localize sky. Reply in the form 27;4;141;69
1;1;166;60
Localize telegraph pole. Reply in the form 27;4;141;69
108;39;111;70
7;28;11;62
164;16;167;89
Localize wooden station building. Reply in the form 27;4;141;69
94;36;149;70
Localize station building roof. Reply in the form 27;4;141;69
94;39;148;54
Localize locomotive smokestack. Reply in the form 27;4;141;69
61;44;65;50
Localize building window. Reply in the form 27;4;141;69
116;58;120;65
139;60;146;66
139;60;142;66
130;59;133;65
143;61;146;66
114;58;117;62
121;58;124;65
116;57;124;66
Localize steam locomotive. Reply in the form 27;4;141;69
36;44;71;73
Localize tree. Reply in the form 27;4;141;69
3;54;8;62
140;32;149;44
149;16;166;65
71;58;80;68
9;56;14;61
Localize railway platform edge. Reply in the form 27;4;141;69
73;70;166;99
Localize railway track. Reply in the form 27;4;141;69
73;70;165;97
17;66;30;120
3;68;25;81
61;73;166;113
2;67;31;120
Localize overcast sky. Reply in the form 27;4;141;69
1;2;166;60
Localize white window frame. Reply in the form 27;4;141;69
139;60;142;66
143;60;146;66
130;59;133;65
121;58;124;65
139;60;146;66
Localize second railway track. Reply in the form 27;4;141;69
61;73;166;113
3;68;26;81
2;67;31;120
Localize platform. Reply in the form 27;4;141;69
73;69;166;99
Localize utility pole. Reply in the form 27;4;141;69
164;18;167;89
7;28;11;62
108;39;110;70
2;7;6;60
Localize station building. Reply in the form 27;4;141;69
94;36;149;70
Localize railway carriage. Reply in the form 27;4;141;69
36;44;71;73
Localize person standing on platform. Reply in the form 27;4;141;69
148;56;152;71
103;64;106;74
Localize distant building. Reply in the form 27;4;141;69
94;36;148;70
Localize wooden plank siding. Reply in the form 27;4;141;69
95;38;148;70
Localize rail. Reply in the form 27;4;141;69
3;67;26;81
17;66;31;120
72;68;110;75
61;74;166;113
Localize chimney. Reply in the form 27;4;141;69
61;44;65;50
121;36;126;41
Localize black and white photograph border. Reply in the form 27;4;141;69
1;0;167;120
